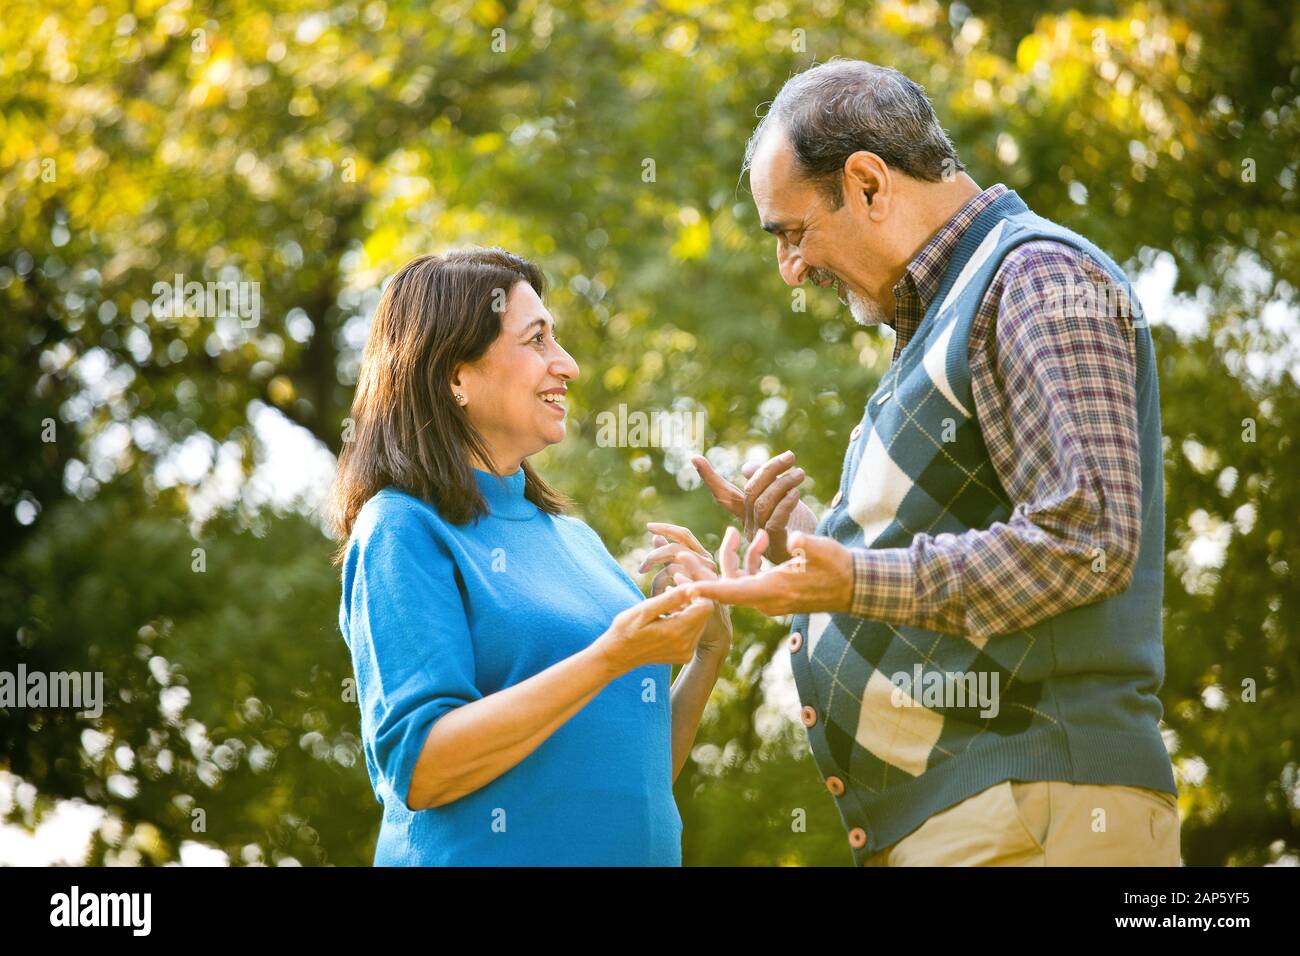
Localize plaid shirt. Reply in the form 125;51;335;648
849;184;1142;640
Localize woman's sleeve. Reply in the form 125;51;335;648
344;502;481;810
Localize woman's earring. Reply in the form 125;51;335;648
454;392;466;405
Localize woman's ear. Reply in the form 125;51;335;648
449;364;469;407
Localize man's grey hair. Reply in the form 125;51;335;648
743;59;965;207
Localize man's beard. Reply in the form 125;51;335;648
808;266;887;327
845;287;888;327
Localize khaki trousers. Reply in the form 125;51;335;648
861;780;1180;866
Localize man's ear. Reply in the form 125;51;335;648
844;151;891;220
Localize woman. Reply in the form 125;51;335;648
330;248;729;866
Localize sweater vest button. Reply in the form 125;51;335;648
826;775;846;797
800;705;818;727
848;827;868;849
788;631;803;653
830;490;843;508
850;423;863;441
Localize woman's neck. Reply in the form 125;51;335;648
469;448;525;476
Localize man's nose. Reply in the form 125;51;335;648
777;243;809;287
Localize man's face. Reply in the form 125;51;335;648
749;129;890;326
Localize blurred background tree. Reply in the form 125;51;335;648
1;0;1296;866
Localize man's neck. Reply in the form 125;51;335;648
905;174;983;261
879;175;983;324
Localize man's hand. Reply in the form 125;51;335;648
681;526;855;618
692;451;818;564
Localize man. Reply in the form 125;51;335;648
685;59;1180;866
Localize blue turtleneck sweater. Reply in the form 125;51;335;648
338;467;682;865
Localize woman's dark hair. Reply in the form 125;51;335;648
329;248;568;559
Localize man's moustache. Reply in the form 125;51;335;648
807;269;849;304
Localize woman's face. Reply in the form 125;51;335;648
454;280;579;473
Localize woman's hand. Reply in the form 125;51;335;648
592;582;715;677
640;521;732;664
641;523;737;782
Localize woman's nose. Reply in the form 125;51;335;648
555;345;579;381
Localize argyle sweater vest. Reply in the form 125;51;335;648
788;190;1176;862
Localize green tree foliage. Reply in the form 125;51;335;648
1;0;1296;865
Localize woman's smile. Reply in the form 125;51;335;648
539;386;567;415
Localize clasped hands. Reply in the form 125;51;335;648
638;451;854;632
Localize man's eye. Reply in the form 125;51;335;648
532;331;546;345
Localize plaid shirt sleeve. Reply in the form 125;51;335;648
848;241;1142;641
